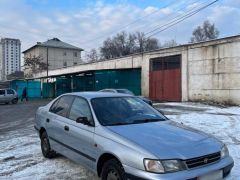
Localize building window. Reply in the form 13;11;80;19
74;52;77;57
73;62;77;65
63;62;67;67
63;52;67;56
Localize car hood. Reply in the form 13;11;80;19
107;121;222;159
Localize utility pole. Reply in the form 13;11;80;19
46;47;49;97
46;47;49;84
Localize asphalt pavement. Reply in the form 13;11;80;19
0;100;49;135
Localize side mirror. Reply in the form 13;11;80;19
76;117;91;126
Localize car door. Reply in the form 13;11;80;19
6;89;15;101
0;89;6;103
64;96;96;170
46;95;75;155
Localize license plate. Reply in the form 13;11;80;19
198;170;223;180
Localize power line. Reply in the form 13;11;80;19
0;0;201;50
82;0;207;53
76;0;179;45
144;0;209;36
0;0;219;59
146;0;219;38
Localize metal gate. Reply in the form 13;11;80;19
149;55;181;102
95;69;141;95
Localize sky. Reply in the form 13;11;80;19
0;0;240;62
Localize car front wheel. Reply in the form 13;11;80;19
101;159;127;180
40;131;56;158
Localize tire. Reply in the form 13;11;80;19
101;159;127;180
11;99;18;104
40;131;56;158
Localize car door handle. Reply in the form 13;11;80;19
46;118;50;123
64;126;69;131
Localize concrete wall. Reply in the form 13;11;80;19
32;35;240;105
24;46;82;77
0;43;3;81
187;37;240;104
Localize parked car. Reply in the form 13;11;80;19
35;92;233;180
99;88;153;105
0;88;18;104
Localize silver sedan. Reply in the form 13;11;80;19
35;92;234;180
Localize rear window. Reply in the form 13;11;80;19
0;90;5;95
116;89;134;95
50;96;74;117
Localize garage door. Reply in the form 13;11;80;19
149;55;181;102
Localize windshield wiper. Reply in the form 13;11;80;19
106;122;130;126
132;118;164;124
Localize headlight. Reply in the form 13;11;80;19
144;159;164;173
221;145;229;158
161;160;186;172
144;159;186;173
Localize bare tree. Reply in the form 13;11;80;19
162;39;178;48
190;20;219;43
24;55;48;77
100;31;160;59
86;49;99;62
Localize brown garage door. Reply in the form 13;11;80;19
149;55;181;102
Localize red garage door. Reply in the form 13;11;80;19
149;55;181;102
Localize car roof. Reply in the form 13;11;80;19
101;88;128;91
64;91;133;100
0;88;13;90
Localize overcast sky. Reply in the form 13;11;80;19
0;0;240;61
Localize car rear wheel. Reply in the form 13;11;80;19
11;99;18;104
101;159;127;180
40;131;56;158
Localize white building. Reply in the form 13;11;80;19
0;38;21;81
23;38;83;77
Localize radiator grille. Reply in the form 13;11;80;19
185;152;221;169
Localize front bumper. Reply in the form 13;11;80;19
124;156;234;180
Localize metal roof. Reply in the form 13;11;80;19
23;38;84;53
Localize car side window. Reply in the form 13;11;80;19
102;90;115;93
7;89;14;95
0;90;5;95
69;97;94;125
50;99;60;113
51;96;74;117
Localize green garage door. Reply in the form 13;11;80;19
72;73;95;92
56;76;71;96
95;69;141;95
43;82;55;98
10;80;41;99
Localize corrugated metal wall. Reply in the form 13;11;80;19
8;68;142;99
10;80;41;99
95;69;141;95
72;72;95;92
56;76;71;96
43;82;55;98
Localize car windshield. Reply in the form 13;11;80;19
116;89;134;95
91;97;166;126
